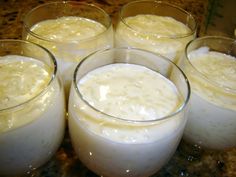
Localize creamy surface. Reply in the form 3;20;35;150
189;47;236;90
184;47;236;149
123;15;191;36
79;63;182;121
0;55;51;109
27;16;107;62
115;15;194;62
29;16;106;42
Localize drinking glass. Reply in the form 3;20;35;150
0;40;65;176
115;0;197;64
68;48;190;177
183;36;236;150
23;1;113;96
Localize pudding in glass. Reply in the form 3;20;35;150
23;1;113;95
183;36;236;149
68;48;190;177
115;0;196;64
0;40;65;176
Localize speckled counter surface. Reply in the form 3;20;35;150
0;0;208;39
0;0;236;177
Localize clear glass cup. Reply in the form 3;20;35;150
182;36;236;150
68;48;190;177
23;1;113;97
0;40;66;176
115;0;197;64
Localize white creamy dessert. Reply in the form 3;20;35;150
25;16;113;95
184;47;236;149
69;63;187;177
0;55;65;175
115;14;194;63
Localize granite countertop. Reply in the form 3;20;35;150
0;0;236;177
1;0;208;39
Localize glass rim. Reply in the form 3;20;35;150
185;35;236;93
73;47;191;123
0;39;57;112
119;0;197;39
23;1;112;44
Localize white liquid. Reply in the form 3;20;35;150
69;64;187;177
0;55;65;175
25;16;113;95
115;15;194;63
184;47;236;149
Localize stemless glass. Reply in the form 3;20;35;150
23;1;113;96
183;36;236;150
0;40;65;176
115;0;197;64
68;48;190;177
